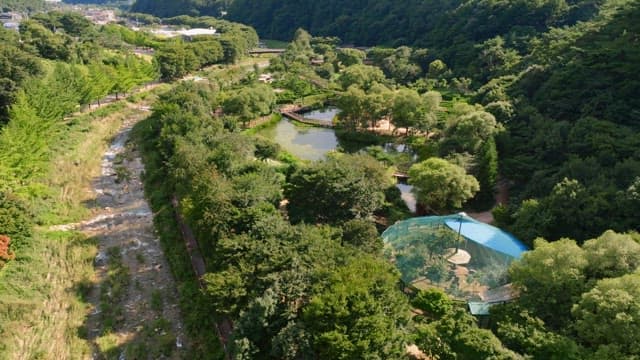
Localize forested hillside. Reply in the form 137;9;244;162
125;0;640;243
0;0;45;12
132;0;604;48
489;1;640;242
133;27;640;356
2;0;639;358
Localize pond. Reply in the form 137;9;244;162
258;109;417;212
258;119;338;161
300;106;341;124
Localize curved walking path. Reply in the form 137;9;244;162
51;107;187;358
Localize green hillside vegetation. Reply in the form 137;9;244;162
126;4;638;355
135;74;518;358
176;0;640;242
135;38;640;357
0;11;259;357
132;0;606;60
491;2;640;243
127;0;640;245
2;0;639;359
0;0;45;12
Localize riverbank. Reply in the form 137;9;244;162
0;87;170;359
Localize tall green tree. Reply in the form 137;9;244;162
391;88;423;133
223;84;276;128
573;273;640;357
285;153;391;224
408;157;479;213
415;307;521;360
582;230;640;280
303;255;410;359
336;48;365;67
155;42;199;80
338;64;385;91
509;238;587;330
442;110;502;154
474;136;498;208
340;218;382;254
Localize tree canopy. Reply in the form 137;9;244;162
408;158;480;213
285;153;392;224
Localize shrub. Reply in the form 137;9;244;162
0;235;15;269
0;192;33;256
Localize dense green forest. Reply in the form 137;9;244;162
2;0;639;358
0;0;45;12
132;20;640;357
136;75;519;359
153;0;640;244
132;0;604;48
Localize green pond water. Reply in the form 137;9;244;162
302;106;341;123
258;119;339;161
258;107;416;211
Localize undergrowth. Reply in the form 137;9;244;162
132;113;225;359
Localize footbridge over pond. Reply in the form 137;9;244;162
250;48;286;55
279;109;335;128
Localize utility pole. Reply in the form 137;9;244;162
456;214;463;253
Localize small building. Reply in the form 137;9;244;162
258;73;273;83
310;58;325;66
0;12;22;23
3;22;19;31
150;27;218;41
0;12;22;31
83;9;116;25
179;28;218;41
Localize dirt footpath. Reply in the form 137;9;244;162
53;109;187;359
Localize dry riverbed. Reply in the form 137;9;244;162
52;108;186;359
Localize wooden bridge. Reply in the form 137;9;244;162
250;48;286;55
391;171;409;184
280;110;334;128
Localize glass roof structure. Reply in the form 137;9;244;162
382;213;528;301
